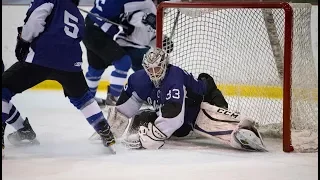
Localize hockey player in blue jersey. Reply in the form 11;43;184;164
82;0;173;107
2;0;116;157
114;0;174;71
103;48;267;151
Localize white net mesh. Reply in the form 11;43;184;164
159;3;318;152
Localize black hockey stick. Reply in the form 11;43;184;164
169;10;180;40
78;8;129;30
162;10;180;52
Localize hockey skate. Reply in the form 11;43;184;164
7;118;40;146
95;93;118;107
94;120;116;154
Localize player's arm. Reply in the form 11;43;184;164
21;0;54;42
138;85;185;149
116;82;144;119
105;74;145;138
15;0;54;61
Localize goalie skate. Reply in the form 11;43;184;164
234;129;267;152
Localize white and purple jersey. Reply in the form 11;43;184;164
22;0;84;72
117;65;207;137
89;0;155;37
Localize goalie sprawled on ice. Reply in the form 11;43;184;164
95;47;267;151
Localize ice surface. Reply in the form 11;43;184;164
2;91;318;180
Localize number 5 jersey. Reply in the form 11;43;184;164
21;0;84;72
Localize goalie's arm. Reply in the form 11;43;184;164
138;85;186;149
116;84;144;118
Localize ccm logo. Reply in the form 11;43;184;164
217;108;239;118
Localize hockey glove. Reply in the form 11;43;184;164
142;13;156;30
15;27;31;62
138;122;167;149
121;19;135;36
163;36;174;53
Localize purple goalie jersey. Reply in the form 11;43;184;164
22;0;85;72
124;65;208;124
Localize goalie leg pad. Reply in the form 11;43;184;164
89;106;130;140
193;102;239;144
105;106;130;138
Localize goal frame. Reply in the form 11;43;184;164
156;2;294;152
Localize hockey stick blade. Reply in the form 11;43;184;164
78;8;128;30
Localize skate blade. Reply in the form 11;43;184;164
107;142;116;154
8;138;40;147
88;132;101;141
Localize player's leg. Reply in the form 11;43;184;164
84;49;105;98
2;62;48;147
123;47;150;72
194;103;266;151
51;70;115;148
83;17;131;106
198;73;228;109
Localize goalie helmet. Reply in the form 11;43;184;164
142;47;169;88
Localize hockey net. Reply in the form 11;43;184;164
156;2;318;152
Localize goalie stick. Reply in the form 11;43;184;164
78;8;129;30
169;10;180;40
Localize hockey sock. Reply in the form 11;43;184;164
69;91;107;128
109;55;131;97
5;103;25;130
85;66;105;96
2;88;25;129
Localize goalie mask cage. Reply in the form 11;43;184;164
156;2;318;152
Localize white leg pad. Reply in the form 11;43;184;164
193;102;240;145
104;106;130;138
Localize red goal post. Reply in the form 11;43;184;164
156;2;317;153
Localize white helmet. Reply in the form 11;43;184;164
142;47;169;88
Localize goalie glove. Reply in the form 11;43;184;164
142;13;156;30
138;122;167;149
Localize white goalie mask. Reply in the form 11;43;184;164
142;48;169;88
